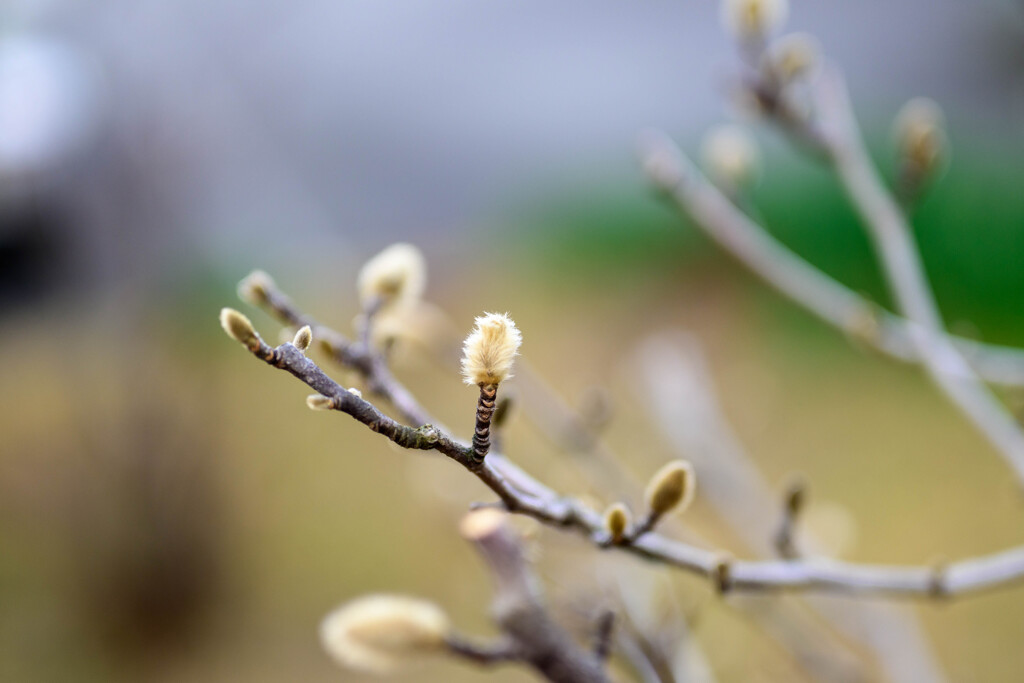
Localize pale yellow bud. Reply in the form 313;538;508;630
644;460;696;516
721;0;789;42
893;97;947;174
768;32;821;83
357;243;426;311
306;394;334;411
320;594;450;674
293;325;313;352
700;124;761;190
219;308;257;346
348;387;363;399
237;270;274;305
604;503;631;543
460;312;522;386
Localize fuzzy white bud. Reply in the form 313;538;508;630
721;0;789;42
292;325;313;352
306;394;334;411
700;124;761;191
219;308;257;346
461;312;522;386
320;594;450;674
357;243;426;311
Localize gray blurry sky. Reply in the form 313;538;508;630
2;0;1022;281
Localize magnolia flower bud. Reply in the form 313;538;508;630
320;594;451;674
237;270;274;305
219;308;257;346
461;313;522;386
700;124;761;191
357;243;426;311
292;325;313;352
306;394;334;411
644;460;696;517
768;32;821;83
721;0;789;42
892;97;947;177
603;503;631;543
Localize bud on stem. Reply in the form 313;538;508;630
644;460;696;520
293;325;313;352
603;503;631;544
219;308;259;350
320;594;451;674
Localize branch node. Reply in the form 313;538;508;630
712;555;735;595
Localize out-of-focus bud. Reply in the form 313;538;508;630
892;97;948;182
638;130;685;191
720;0;789;43
604;503;631;543
767;32;821;84
357;243;427;312
644;460;696;517
700;124;761;192
237;270;274;306
320;594;451;674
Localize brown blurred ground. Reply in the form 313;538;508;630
3;255;1024;682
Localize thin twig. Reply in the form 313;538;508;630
630;333;949;682
445;635;522;666
641;127;1024;486
461;510;611;683
223;319;1024;599
809;65;1024;485
593;610;616;662
638;132;1024;388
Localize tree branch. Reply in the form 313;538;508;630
221;310;1024;599
460;510;611;683
638;130;1024;388
811;65;1024;486
640;127;1024;487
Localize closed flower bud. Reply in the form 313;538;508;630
320;594;450;674
293;325;313;352
357;243;427;311
721;0;789;42
645;460;696;517
604;503;631;543
461;312;522;386
768;32;821;83
219;308;257;346
237;270;274;305
892;97;947;175
306;394;335;411
700;124;761;191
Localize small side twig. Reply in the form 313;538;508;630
219;306;1024;599
445;634;522;667
638;133;1024;388
461;510;611;683
592;610;616;662
773;476;807;560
